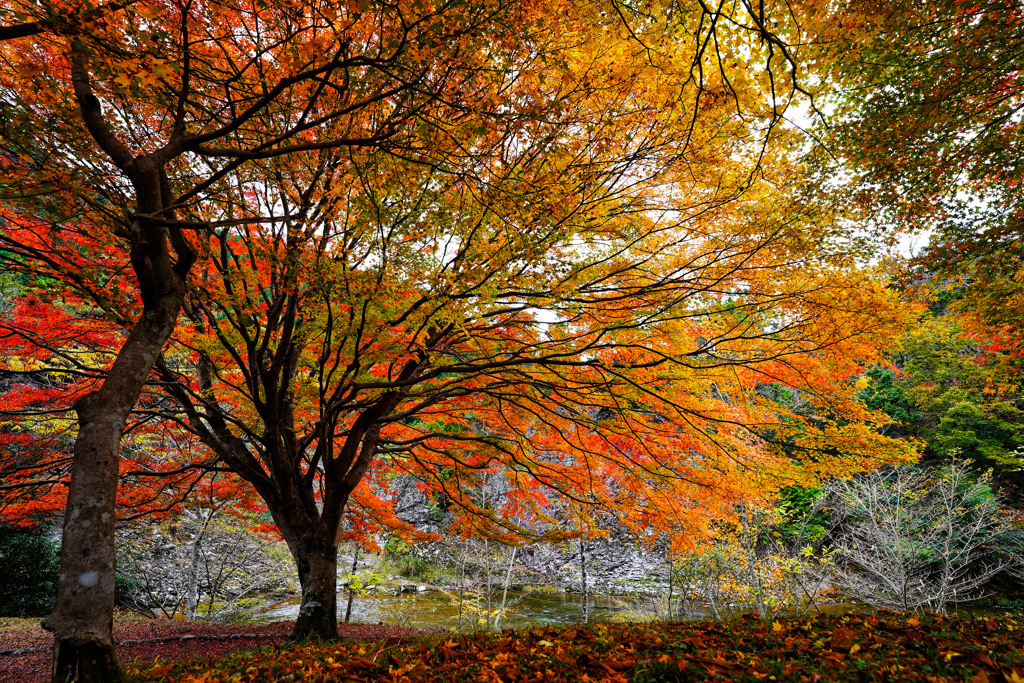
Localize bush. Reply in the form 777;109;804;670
830;459;1021;612
116;508;295;621
0;523;60;617
385;548;438;582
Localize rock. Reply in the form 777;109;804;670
391;477;443;528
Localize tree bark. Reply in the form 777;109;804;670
47;397;120;683
185;509;213;621
39;43;198;683
580;540;589;625
343;544;359;624
494;547;516;631
288;536;340;642
43;305;183;683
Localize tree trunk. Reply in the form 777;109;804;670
484;538;492;630
344;544;359;624
43;305;183;683
580;540;589;625
666;560;674;620
47;400;120;683
457;547;466;631
741;508;766;617
185;510;212;621
495;547;517;632
289;537;340;642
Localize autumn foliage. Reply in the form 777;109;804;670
0;0;932;659
815;0;1024;354
5;1;1021;681
111;614;1024;683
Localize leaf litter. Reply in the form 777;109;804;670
0;617;434;683
121;612;1024;682
5;612;1024;682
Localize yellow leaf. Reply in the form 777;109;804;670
850;644;861;654
772;621;785;633
139;71;161;87
136;3;161;18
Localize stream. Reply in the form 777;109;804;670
237;590;1007;630
252;589;660;630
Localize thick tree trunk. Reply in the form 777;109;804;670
43;305;183;683
47;395;121;683
289;537;340;642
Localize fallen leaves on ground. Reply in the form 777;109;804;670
0;616;435;683
121;612;1024;683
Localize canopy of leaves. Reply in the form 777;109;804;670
816;0;1024;350
0;0;922;552
857;315;1024;480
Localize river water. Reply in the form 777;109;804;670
245;590;1014;631
253;589;659;630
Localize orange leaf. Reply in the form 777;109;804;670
830;625;855;652
148;663;175;677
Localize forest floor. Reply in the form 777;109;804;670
120;612;1024;683
0;616;436;683
4;612;1024;682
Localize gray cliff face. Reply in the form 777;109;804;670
518;532;667;593
392;477;445;530
389;475;667;593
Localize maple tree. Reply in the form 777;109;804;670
0;0;532;678
137;13;916;644
0;0;927;669
0;0;924;653
814;0;1024;353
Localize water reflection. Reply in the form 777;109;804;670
250;593;1013;630
256;590;658;630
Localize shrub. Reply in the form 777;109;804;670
0;523;60;617
830;459;1022;612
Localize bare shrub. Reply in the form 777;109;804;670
116;507;294;620
829;460;1019;613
